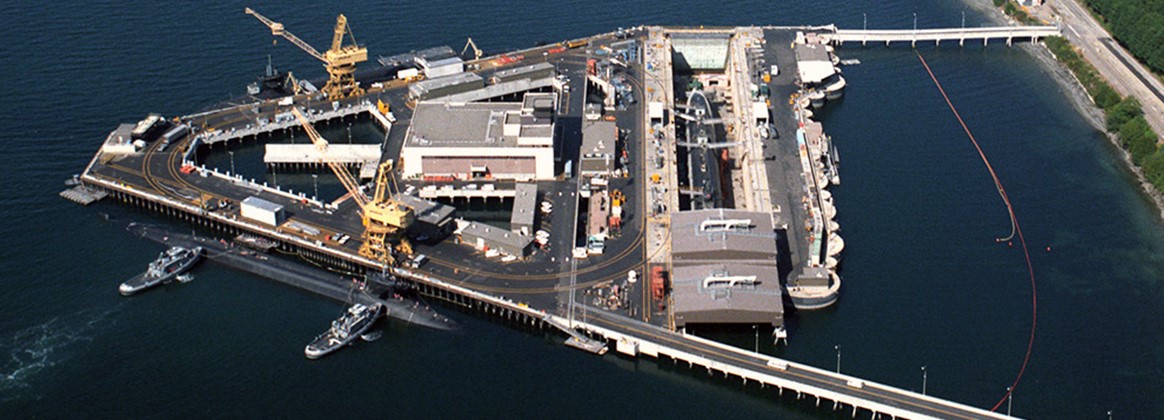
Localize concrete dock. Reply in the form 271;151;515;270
71;24;1025;419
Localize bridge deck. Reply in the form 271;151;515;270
831;26;1060;46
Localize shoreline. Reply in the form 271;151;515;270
977;1;1164;220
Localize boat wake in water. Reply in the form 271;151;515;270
0;306;122;402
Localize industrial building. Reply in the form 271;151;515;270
670;209;778;267
393;193;456;239
794;42;836;85
408;72;484;100
491;62;556;84
510;182;538;236
455;220;533;257
580;121;617;178
100;123;142;155
400;92;557;181
671;263;784;328
417;56;464;79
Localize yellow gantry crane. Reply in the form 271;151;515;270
290;107;414;265
245;7;368;100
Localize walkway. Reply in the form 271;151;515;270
831;26;1060;47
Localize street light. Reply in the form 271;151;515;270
1006;387;1013;416
754;325;759;353
921;366;928;395
913;12;918;32
834;345;841;373
312;173;319;199
228;151;235;175
961;10;966;30
862;12;867;31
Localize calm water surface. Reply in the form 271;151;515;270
2;1;1162;417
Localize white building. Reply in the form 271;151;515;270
400;92;557;181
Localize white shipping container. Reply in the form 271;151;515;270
397;68;420;80
240;196;285;226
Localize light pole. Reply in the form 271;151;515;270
228;151;235;175
863;12;868;46
961;10;966;30
347;123;352;144
921;366;928;395
913;12;918;32
312;173;319;199
754;325;759;353
1006;387;1013;416
834;345;841;373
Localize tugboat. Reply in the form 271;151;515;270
305;303;384;359
119;246;203;296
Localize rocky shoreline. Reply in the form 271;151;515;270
978;1;1164;219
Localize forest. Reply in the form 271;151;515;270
1083;0;1164;74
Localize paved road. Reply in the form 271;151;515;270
581;307;1008;420
1049;0;1164;138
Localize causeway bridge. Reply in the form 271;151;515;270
829;25;1061;47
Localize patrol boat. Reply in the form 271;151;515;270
305;303;383;359
119;246;203;296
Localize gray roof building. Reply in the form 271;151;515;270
456;221;533;257
392;194;455;228
408;72;483;100
492;62;557;84
670;209;778;267
580;121;617;177
671;263;784;327
510;183;537;236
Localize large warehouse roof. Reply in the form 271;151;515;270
671;209;778;266
671;263;784;327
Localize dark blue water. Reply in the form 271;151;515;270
4;1;1163;417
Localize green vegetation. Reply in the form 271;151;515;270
1044;36;1164;191
1045;36;1121;109
1000;1;1040;25
1083;0;1164;75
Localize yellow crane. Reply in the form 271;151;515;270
245;7;368;100
461;37;484;60
290;107;413;264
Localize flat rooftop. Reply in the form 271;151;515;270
263;144;380;164
407;102;523;148
794;43;835;84
457;221;534;249
581;121;616;157
510;182;537;231
393;194;455;227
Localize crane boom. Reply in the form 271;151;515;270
289;107;413;264
462;37;484;60
331;14;348;53
245;7;325;62
290;108;368;208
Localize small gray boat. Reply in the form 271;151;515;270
305;303;383;359
119;246;203;296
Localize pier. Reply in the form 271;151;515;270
830;25;1060;47
71;24;1023;419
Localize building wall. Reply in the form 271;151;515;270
401;146;554;180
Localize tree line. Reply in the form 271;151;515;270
1046;36;1164;191
1084;0;1164;74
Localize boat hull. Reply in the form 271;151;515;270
119;247;203;296
305;304;383;359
